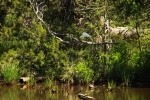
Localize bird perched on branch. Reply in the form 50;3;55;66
80;32;92;41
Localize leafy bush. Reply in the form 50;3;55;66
0;49;20;83
61;65;74;83
1;62;19;83
74;61;93;84
134;49;150;82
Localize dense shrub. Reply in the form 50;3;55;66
74;61;94;84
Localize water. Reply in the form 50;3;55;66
0;84;150;100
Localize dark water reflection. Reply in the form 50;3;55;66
0;85;150;100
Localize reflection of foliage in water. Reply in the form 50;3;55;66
0;86;150;100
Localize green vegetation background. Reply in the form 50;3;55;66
0;0;150;85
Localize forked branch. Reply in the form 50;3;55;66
29;0;71;43
28;0;114;45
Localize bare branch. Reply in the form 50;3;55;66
28;0;70;43
29;0;44;23
28;0;83;44
28;0;116;45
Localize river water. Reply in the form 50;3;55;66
0;84;150;100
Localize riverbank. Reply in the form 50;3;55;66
0;75;150;89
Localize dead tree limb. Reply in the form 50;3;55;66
29;0;70;43
28;0;116;45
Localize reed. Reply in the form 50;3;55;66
107;80;116;91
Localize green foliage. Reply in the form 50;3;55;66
74;61;93;84
134;49;150;82
44;78;55;88
106;41;135;82
0;49;20;83
0;0;150;85
61;65;74;83
0;62;19;83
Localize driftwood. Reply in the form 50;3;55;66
78;93;95;100
19;77;30;84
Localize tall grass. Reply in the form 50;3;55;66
44;78;54;88
1;62;19;84
107;80;116;90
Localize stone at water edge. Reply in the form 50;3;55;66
78;93;95;100
19;77;30;84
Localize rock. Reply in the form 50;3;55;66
20;85;28;90
78;93;95;100
51;88;57;93
19;77;30;84
89;84;95;89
